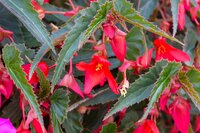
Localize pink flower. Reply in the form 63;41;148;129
0;118;16;133
60;73;84;98
0;27;14;42
153;38;190;62
133;119;160;133
76;55;118;95
169;97;191;133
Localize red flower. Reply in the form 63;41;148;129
103;23;127;62
0;27;14;42
60;73;84;98
153;38;190;62
22;62;49;84
133;119;160;133
169;96;191;133
76;55;118;95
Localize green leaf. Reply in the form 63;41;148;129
82;89;119;106
51;1;112;89
36;68;50;100
51;110;63;133
15;43;35;62
170;0;179;37
0;0;55;53
100;123;117;133
113;0;183;45
36;0;44;5
179;71;200;111
2;44;44;130
118;110;138;132
1;91;22;124
0;6;24;44
126;27;144;60
186;68;200;95
104;60;168;120
141;62;181;121
0;0;56;79
140;0;158;19
183;29;197;66
50;88;69;124
63;111;83;133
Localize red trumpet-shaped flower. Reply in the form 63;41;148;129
154;38;190;62
133;119;160;133
169;96;191;133
0;27;14;42
76;55;118;95
22;62;49;84
103;23;127;62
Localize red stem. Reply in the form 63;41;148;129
45;11;65;15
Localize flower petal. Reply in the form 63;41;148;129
84;68;106;94
60;73;84;98
104;67;118;94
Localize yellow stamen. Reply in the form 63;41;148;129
95;63;103;71
120;85;127;97
158;45;166;54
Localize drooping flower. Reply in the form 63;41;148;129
103;23;127;62
153;38;190;62
0;27;14;42
60;58;84;98
111;29;127;62
76;55;118;95
60;73;84;98
133;119;160;133
119;48;153;74
169;96;191;133
22;62;49;84
0;118;16;133
0;60;13;107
